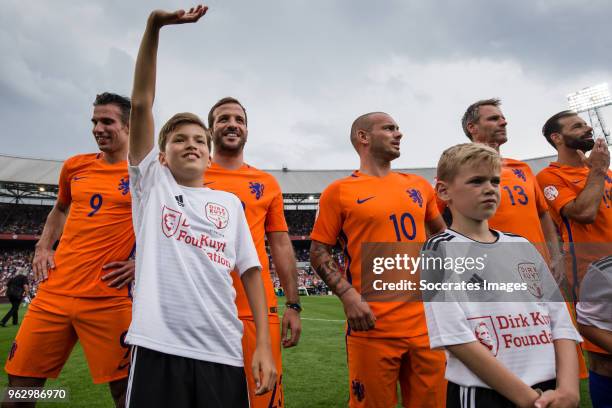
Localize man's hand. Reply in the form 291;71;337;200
101;260;135;289
340;288;376;331
578;138;610;172
281;308;301;348
251;345;277;395
534;388;579;408
549;255;567;286
33;247;55;282
150;5;207;28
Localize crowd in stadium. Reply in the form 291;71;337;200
0;205;322;239
0;249;35;297
0;204;49;235
284;210;316;236
0;203;330;298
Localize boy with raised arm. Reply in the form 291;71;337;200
125;5;275;407
423;143;581;408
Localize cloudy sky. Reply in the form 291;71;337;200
2;0;611;170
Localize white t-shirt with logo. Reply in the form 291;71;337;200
577;255;612;331
126;146;260;367
422;229;581;388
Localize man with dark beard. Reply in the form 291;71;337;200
203;97;301;408
537;110;612;408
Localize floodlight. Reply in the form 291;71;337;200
38;187;45;192
308;195;314;200
567;83;612;112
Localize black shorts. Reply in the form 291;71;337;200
126;346;249;408
447;378;556;408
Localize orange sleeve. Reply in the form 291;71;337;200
265;178;288;233
534;177;550;215
536;169;576;215
527;166;549;215
423;181;441;221
310;182;343;246
57;158;73;206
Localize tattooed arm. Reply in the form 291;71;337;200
310;240;376;331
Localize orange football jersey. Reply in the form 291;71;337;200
310;171;440;338
437;158;549;253
536;162;612;244
205;163;288;322
39;154;135;298
537;162;612;355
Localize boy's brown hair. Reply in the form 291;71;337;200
158;112;211;151
437;143;501;183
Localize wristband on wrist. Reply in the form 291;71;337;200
336;286;352;298
285;302;302;313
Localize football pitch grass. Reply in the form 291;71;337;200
0;298;593;407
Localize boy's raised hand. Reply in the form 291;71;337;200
150;5;208;28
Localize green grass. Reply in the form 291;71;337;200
0;299;594;407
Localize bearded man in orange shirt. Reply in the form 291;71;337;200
205;97;301;408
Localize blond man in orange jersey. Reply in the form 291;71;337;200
4;93;136;408
537;110;612;403
204;97;301;408
310;112;447;408
455;98;590;380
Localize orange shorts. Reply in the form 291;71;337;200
242;319;283;408
5;291;132;384
347;334;446;408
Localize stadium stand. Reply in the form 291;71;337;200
285;210;316;236
0;153;556;299
0;249;34;297
0;204;48;235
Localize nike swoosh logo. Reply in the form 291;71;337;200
357;196;375;204
571;180;583;184
203;181;215;186
73;176;86;181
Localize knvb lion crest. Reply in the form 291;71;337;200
512;169;526;182
249;181;265;200
118;177;130;195
468;316;499;356
205;202;229;229
406;189;423;208
161;206;182;237
518;262;543;298
351;379;365;402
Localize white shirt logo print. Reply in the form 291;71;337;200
205;202;229;229
161;205;183;237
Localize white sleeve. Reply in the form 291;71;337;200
547;301;582;342
233;197;261;276
128;146;160;202
526;242;566;303
577;263;612;331
527;246;582;342
424;301;476;349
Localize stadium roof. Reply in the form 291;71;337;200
0;153;557;195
